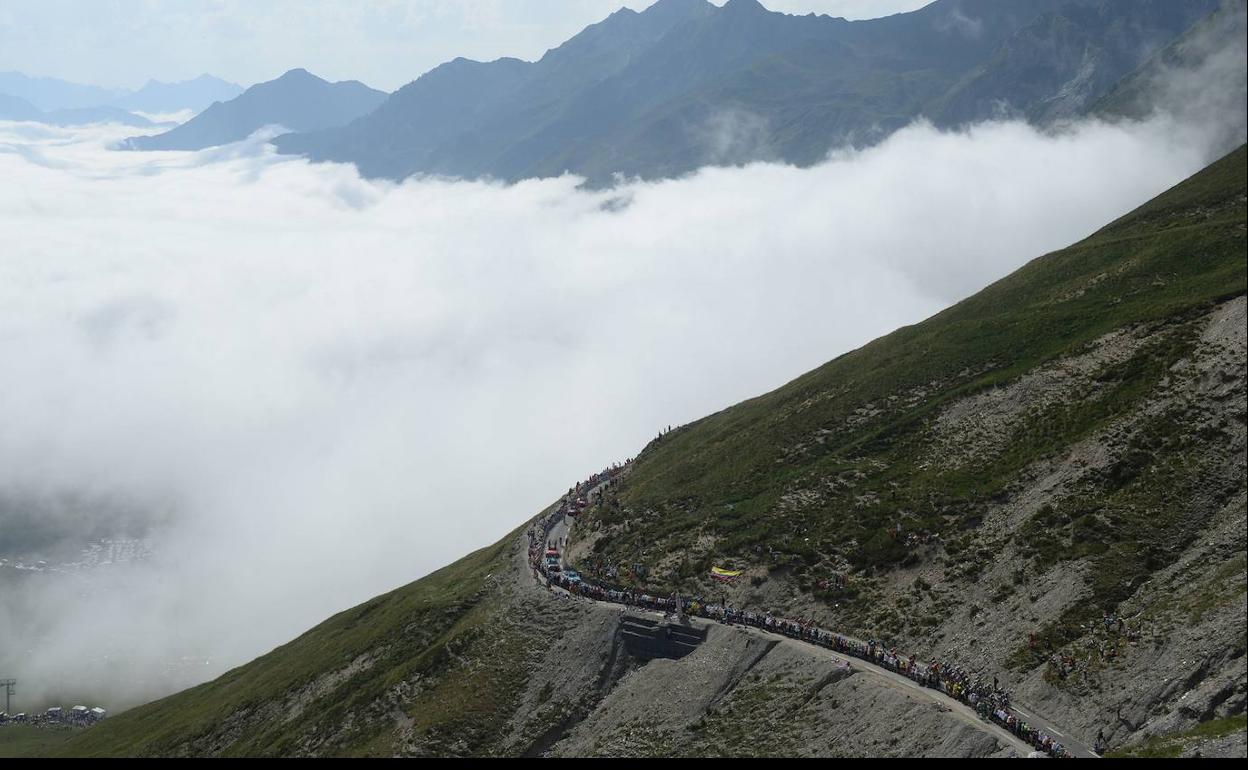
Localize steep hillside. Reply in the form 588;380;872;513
122;69;386;152
571;144;1247;753
274;0;1217;185
53;147;1246;757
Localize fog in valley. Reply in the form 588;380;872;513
1;60;1242;708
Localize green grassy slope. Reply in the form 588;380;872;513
52;145;1246;757
56;531;522;757
0;726;79;758
595;144;1245;585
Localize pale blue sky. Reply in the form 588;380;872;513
0;0;934;92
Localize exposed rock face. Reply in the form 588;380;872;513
921;297;1247;751
426;547;1034;758
550;624;1019;758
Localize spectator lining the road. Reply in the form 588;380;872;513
527;463;1076;760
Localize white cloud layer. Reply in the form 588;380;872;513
0;109;1234;709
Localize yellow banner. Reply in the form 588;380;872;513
711;567;743;579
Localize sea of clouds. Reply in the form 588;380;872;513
0;94;1241;708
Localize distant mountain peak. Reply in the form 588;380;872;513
123;69;386;151
642;0;714;21
588;0;708;32
721;0;769;15
645;0;711;12
137;73;238;89
278;68;318;81
108;73;244;115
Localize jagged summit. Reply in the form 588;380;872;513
275;67;317;82
642;0;713;18
272;0;1224;186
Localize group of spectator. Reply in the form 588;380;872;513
527;466;1077;759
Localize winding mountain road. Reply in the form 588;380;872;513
532;507;1099;758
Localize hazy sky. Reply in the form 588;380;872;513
0;0;935;92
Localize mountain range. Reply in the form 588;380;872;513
0;72;244;129
120;69;387;152
0;93;157;128
271;0;1223;185
112;74;245;115
18;0;1234;175
0;71;127;112
0;72;241;114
